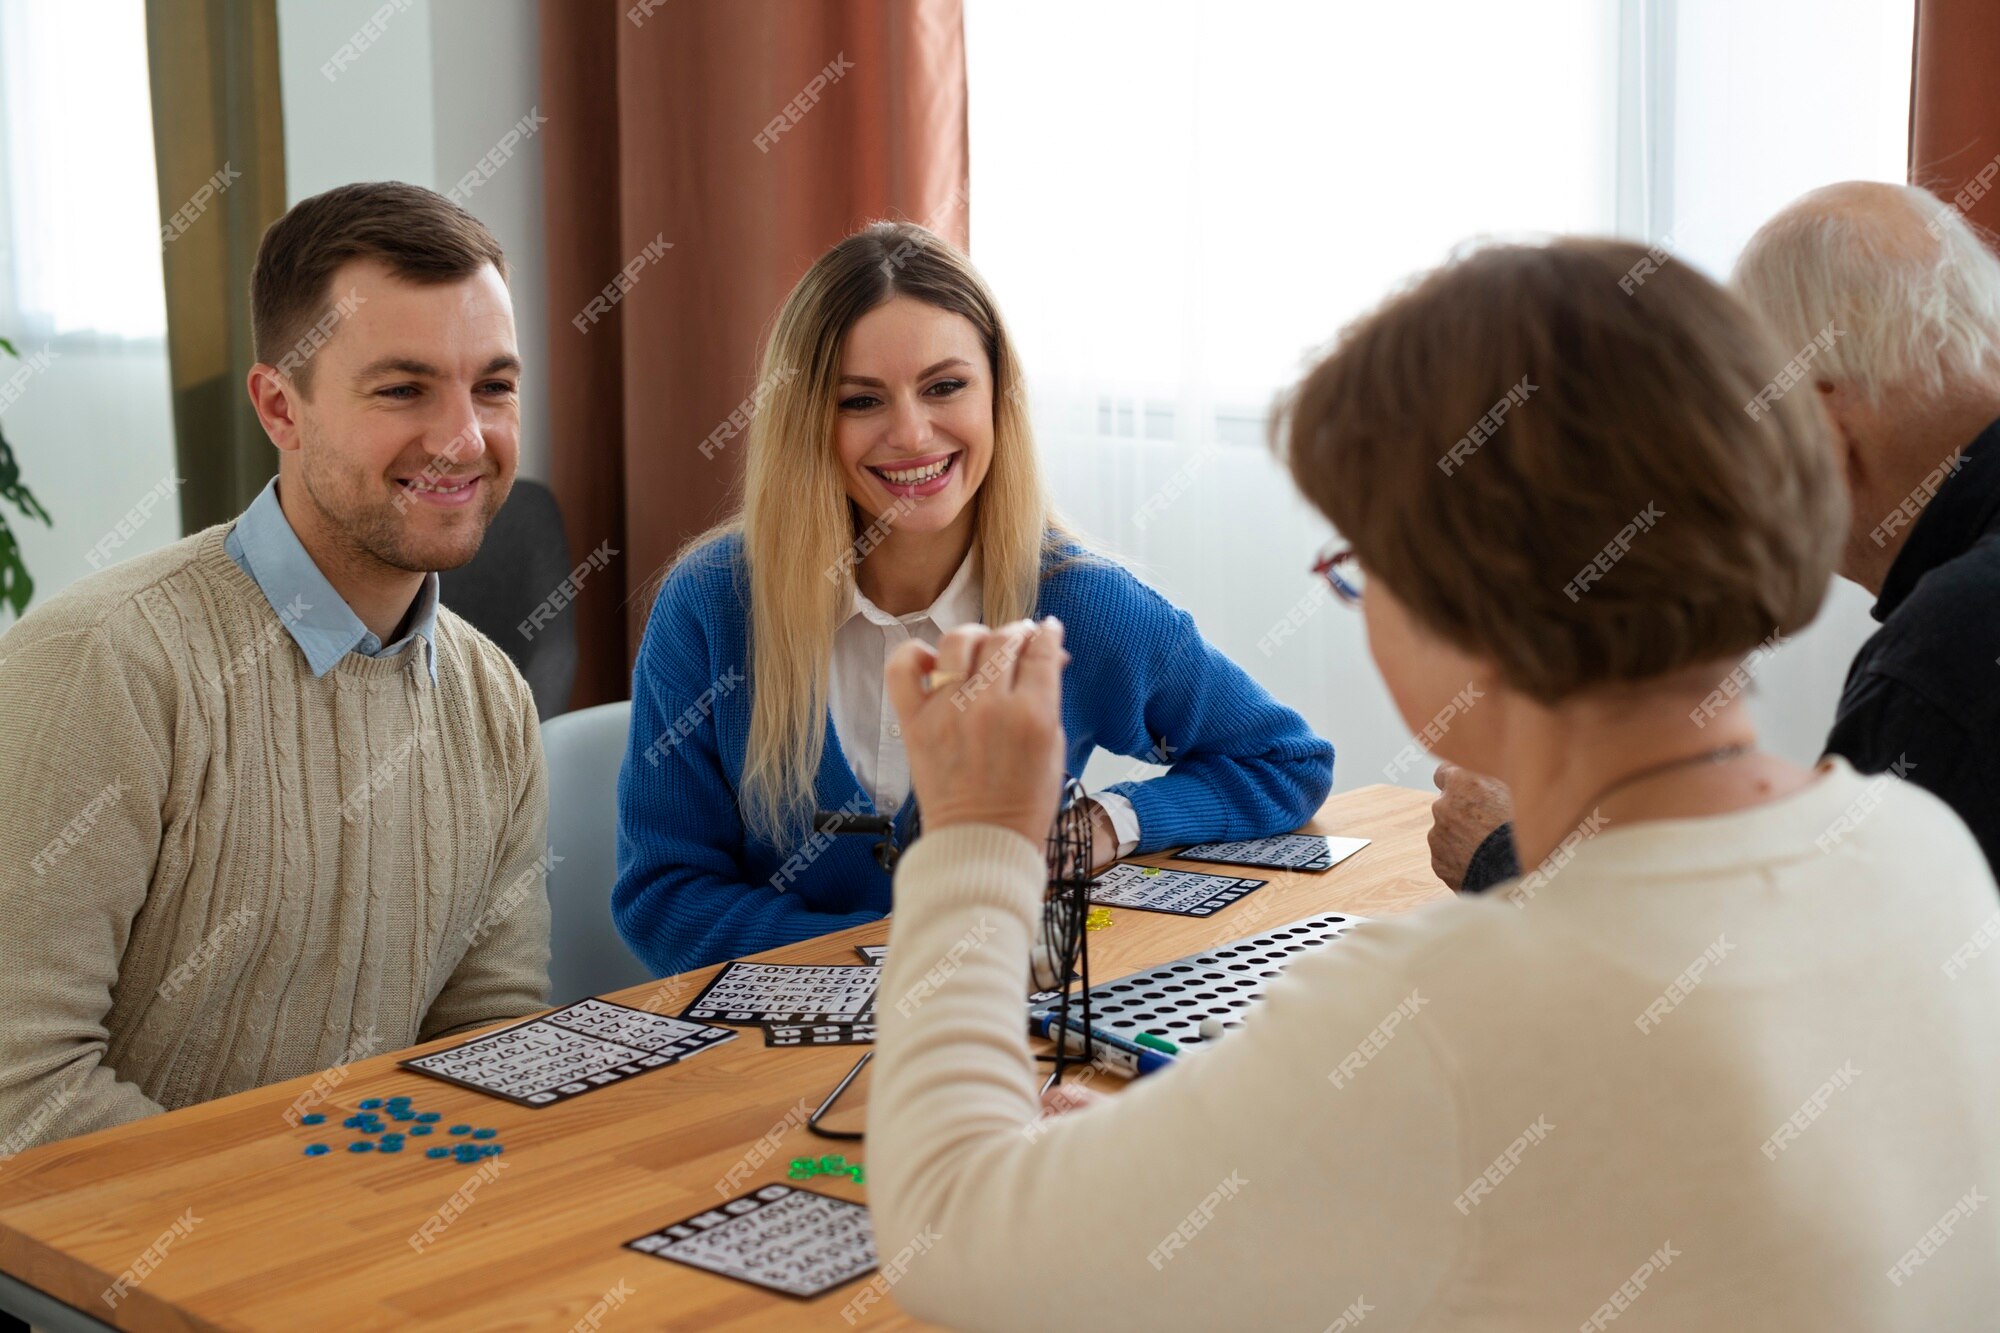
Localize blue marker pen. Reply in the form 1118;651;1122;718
1039;1013;1176;1077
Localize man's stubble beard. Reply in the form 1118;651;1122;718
295;414;507;575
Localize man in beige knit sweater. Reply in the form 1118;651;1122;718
0;183;550;1153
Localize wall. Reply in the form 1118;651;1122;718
275;0;552;483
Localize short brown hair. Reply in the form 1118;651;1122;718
250;181;508;392
1279;239;1845;702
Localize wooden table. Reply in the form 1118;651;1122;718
0;785;1445;1332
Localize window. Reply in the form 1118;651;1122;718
0;0;168;340
968;0;1913;786
0;0;179;613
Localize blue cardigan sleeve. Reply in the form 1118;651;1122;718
1066;564;1335;852
611;558;879;978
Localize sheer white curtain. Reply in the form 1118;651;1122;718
967;0;1913;794
0;0;179;618
1658;0;1916;778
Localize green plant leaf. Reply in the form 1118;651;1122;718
0;519;31;619
0;420;50;527
0;331;47;619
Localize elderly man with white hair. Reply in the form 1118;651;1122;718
1434;180;2000;888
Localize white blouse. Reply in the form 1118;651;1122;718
828;549;1139;852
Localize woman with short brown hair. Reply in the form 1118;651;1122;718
866;239;2000;1330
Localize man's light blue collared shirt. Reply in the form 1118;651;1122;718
224;478;440;683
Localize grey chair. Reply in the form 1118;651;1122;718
437;478;580;720
539;699;654;1005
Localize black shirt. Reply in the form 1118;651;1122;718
1464;415;2000;889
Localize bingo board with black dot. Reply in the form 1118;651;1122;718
681;962;881;1026
1173;833;1371;874
1028;911;1367;1049
625;1183;877;1299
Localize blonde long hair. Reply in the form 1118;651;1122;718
688;222;1064;846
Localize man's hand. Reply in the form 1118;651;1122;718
1429;761;1514;890
885;617;1070;851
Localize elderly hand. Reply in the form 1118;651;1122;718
885;617;1070;851
1039;1080;1107;1117
1429;761;1514;890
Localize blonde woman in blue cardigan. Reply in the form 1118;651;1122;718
613;223;1333;978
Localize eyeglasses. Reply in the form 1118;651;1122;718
1310;543;1364;606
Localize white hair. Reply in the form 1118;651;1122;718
1732;182;2000;405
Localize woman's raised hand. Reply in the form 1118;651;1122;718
884;617;1069;851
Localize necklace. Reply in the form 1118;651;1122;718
1556;741;1755;847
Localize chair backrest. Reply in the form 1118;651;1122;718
437;478;580;720
537;699;654;1005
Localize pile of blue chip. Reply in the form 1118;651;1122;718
300;1095;504;1161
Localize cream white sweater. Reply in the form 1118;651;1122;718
872;762;2000;1331
0;525;551;1152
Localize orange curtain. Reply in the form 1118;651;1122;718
540;0;969;710
1910;0;2000;235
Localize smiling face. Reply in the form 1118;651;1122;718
833;295;994;538
255;256;520;575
